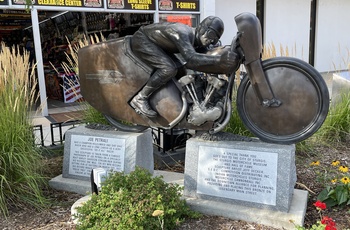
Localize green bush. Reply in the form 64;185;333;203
313;91;350;144
75;167;200;230
0;43;47;216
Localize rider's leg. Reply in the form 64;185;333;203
131;67;177;117
130;32;179;117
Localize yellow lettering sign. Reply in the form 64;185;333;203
131;3;149;9
138;0;151;3
176;2;196;10
65;0;82;6
38;0;65;5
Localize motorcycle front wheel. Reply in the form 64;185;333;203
237;57;329;144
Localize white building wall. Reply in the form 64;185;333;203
208;0;350;73
215;0;256;46
201;0;216;19
315;0;350;72
264;0;311;61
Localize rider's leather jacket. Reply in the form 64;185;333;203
135;22;240;74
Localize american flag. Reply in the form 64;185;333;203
62;73;83;103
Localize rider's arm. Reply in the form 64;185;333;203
183;45;239;74
170;30;238;74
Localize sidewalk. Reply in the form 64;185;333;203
31;99;84;147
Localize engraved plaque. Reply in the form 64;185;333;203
69;134;125;177
197;146;278;205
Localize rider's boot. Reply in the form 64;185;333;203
130;85;158;117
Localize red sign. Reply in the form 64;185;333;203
166;15;192;26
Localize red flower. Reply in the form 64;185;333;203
321;216;335;226
325;225;337;230
313;200;326;210
322;216;337;229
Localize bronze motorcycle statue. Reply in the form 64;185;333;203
78;12;329;144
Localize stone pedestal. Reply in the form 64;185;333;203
62;126;154;181
183;134;307;229
50;125;154;194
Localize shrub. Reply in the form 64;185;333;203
0;43;47;216
75;167;200;230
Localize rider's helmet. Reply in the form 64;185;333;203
195;16;224;46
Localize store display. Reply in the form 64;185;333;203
36;12;153;102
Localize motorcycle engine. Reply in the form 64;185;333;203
187;102;223;126
178;73;228;126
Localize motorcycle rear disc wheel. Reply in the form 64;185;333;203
237;57;329;144
104;115;148;132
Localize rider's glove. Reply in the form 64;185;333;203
219;50;241;73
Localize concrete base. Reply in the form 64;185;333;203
185;189;308;230
49;170;185;195
49;174;91;195
62;170;308;229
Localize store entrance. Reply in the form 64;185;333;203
0;11;154;107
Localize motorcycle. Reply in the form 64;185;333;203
78;12;329;144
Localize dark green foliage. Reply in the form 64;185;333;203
76;167;200;230
317;185;350;208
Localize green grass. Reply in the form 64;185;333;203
224;82;253;137
294;90;350;154
0;43;47;216
81;102;109;125
312;91;350;145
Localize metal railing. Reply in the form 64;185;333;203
50;120;82;146
33;124;44;147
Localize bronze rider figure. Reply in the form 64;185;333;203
130;16;240;117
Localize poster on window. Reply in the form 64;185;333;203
62;73;83;103
166;15;192;26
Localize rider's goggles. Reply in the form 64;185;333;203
206;29;219;45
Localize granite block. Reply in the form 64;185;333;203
184;135;296;212
62;126;154;181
